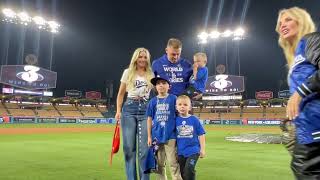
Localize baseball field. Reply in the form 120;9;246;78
0;124;293;180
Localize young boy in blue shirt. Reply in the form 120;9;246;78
184;52;208;100
146;74;183;180
176;95;206;180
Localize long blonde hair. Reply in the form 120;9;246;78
126;48;154;90
275;7;316;68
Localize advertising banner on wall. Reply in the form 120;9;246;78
208;120;222;124
205;75;245;95
255;91;273;100
59;118;77;123
85;91;101;99
65;90;82;98
12;117;36;123
37;118;57;123
222;120;241;125
78;119;96;124
278;90;290;99
247;119;281;125
96;118;115;124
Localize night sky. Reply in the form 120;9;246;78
0;0;319;101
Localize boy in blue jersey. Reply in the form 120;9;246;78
152;38;193;96
146;74;183;180
175;95;206;180
184;53;208;100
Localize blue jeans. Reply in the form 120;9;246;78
121;98;149;180
178;154;199;180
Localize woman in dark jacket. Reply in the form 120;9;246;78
276;7;320;179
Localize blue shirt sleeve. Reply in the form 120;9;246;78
146;99;154;118
194;116;206;136
152;57;165;76
151;60;157;75
196;67;206;80
185;60;193;79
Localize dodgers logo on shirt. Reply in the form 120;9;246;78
135;80;150;98
289;54;307;75
135;80;147;88
177;121;194;138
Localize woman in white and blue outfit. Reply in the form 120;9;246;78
115;48;154;180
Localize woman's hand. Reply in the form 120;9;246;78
286;91;302;120
115;112;121;122
147;136;152;147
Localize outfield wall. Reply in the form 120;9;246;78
0;116;283;126
203;119;283;125
0;116;116;124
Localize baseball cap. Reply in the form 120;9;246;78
151;74;170;86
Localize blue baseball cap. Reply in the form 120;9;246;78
151;74;170;86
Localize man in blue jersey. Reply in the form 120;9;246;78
152;38;193;96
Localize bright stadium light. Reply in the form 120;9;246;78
233;27;245;41
234;27;245;37
222;29;233;37
233;37;243;41
47;21;60;33
198;32;209;40
17;12;31;24
209;30;220;39
198;32;209;44
199;39;208;44
33;16;46;27
1;7;61;34
2;8;16;18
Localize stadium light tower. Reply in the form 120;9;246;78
197;27;246;75
33;16;46;29
233;27;245;40
221;29;233;38
1;8;61;34
17;12;31;25
209;30;220;39
197;27;246;42
47;21;60;33
198;31;209;44
2;8;16;18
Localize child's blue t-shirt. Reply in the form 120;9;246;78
189;66;208;93
147;94;177;144
176;115;206;157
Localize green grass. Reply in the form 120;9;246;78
0;125;293;180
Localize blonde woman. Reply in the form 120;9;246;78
115;48;154;180
276;7;320;179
